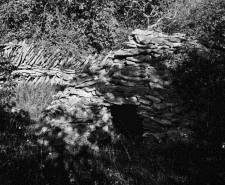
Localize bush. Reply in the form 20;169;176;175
0;0;170;57
155;0;225;147
161;0;225;50
13;82;56;121
0;85;43;185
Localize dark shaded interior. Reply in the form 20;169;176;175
110;104;143;138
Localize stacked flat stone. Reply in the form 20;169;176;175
34;29;201;153
0;29;201;87
0;41;100;85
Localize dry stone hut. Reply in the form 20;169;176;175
0;29;203;151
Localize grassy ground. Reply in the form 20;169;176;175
1;82;225;185
13;83;56;121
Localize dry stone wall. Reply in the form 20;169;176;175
1;29;203;152
33;29;202;152
0;41;101;86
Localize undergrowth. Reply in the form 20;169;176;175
1;102;225;185
13;83;56;121
0;81;225;185
1;52;225;184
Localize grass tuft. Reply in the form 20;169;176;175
13;82;56;121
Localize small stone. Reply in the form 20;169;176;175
149;82;163;89
138;98;153;105
69;89;93;98
75;80;97;88
95;90;103;96
130;96;138;103
153;102;167;110
91;91;97;96
84;87;96;92
161;119;172;125
110;79;138;87
114;48;154;57
145;95;162;103
126;55;151;63
164;81;172;86
123;41;137;48
124;60;138;66
172;43;182;47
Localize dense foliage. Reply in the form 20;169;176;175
1;0;225;184
164;0;225;146
161;0;225;50
0;0;175;56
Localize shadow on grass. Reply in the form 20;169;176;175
0;104;43;185
1;99;225;185
0;103;114;185
1;49;225;184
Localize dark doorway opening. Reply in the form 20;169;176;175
110;104;143;138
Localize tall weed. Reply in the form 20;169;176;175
14;82;56;121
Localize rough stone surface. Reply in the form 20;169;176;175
0;29;204;152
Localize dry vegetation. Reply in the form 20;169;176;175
0;0;225;184
14;83;56;121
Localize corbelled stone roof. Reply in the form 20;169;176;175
0;29;203;152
